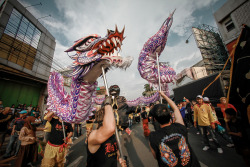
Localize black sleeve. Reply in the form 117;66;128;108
149;132;158;155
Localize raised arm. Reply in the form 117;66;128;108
159;91;184;125
44;111;53;122
88;96;116;145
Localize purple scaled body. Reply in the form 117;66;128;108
138;11;176;96
47;72;96;123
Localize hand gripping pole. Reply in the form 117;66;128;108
102;67;124;158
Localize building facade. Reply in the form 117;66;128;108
0;0;55;110
192;25;229;75
214;0;250;54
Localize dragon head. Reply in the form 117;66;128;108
65;26;133;82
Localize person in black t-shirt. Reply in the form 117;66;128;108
183;97;193;127
225;108;250;166
149;103;161;131
87;96;126;167
149;91;200;167
41;112;73;167
3;110;27;158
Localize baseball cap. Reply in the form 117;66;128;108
19;110;27;114
196;95;203;99
203;97;209;102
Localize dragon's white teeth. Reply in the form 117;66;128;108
100;45;103;49
103;42;106;47
116;39;121;45
111;37;117;47
107;39;110;44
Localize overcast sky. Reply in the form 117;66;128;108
19;0;227;100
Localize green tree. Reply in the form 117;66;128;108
142;84;153;96
144;84;153;92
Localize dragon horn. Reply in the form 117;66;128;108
115;24;118;33
107;29;111;34
121;25;125;36
121;26;125;44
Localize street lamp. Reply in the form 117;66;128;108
185;33;193;44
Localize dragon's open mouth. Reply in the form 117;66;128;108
98;27;132;69
92;26;132;68
93;26;125;55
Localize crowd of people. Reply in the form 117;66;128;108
0;103;44;166
82;92;250;167
0;102;77;166
0;92;250;167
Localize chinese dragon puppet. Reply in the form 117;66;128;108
136;10;176;100
47;26;133;123
47;11;176;123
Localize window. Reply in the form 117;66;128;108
225;19;235;32
0;8;41;70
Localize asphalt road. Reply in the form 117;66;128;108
65;122;245;167
65;122;158;167
0;122;246;167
